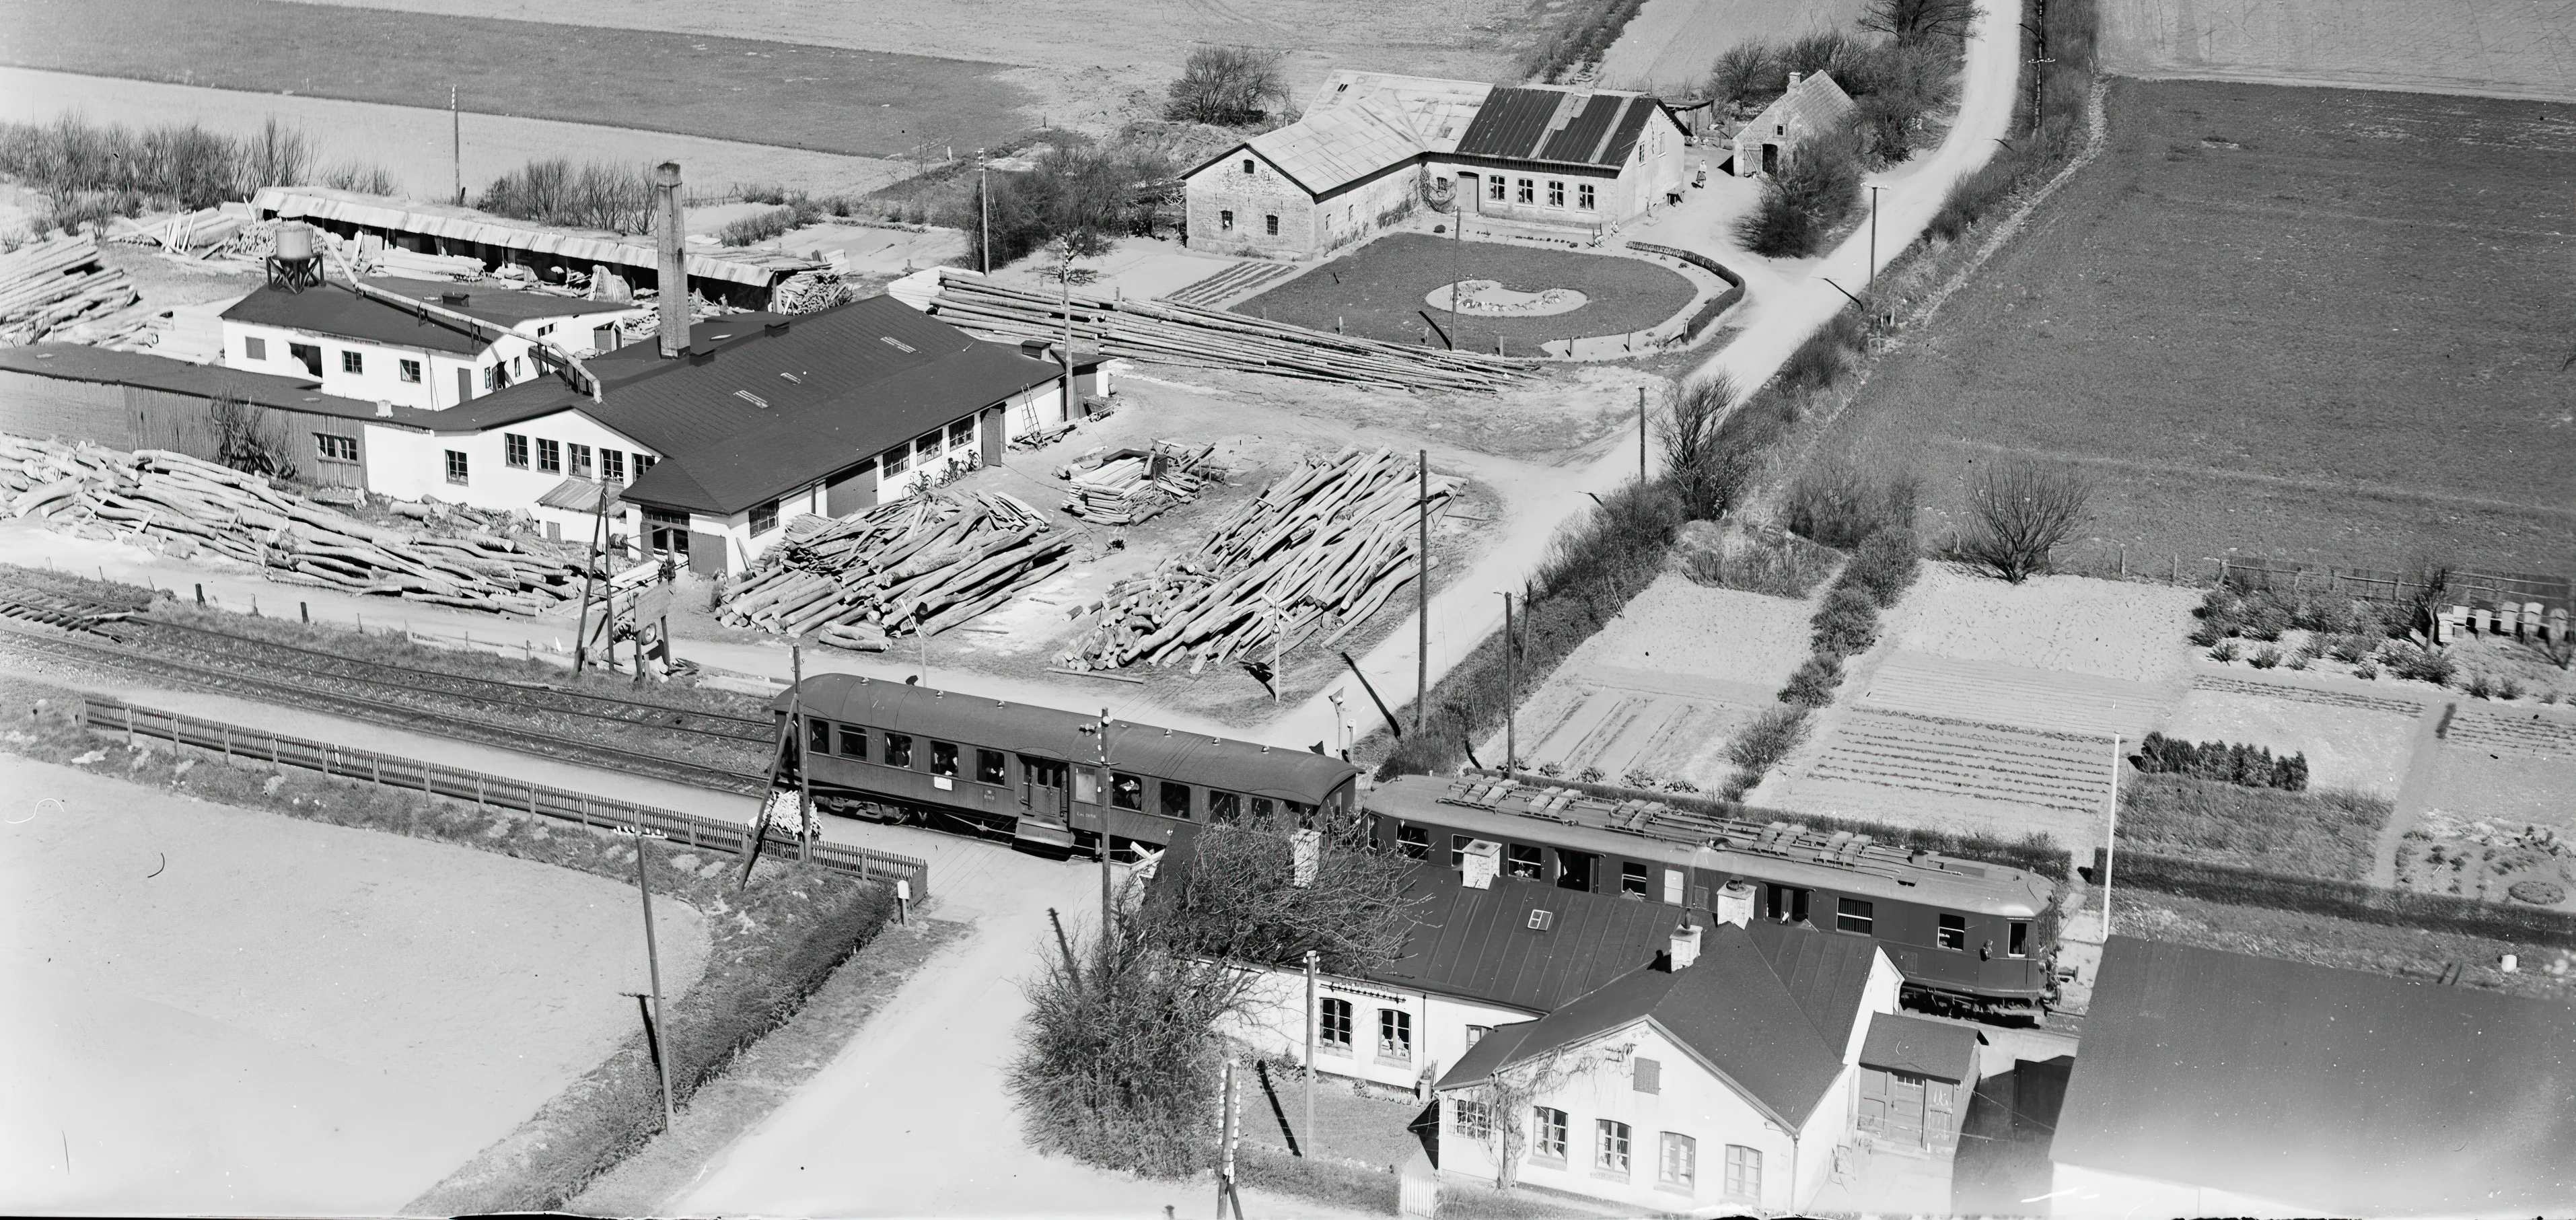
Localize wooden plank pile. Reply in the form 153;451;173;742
1;433;587;614
1063;441;1215;526
929;273;1536;394
110;207;252;254
0;235;144;347
718;490;1073;641
1059;446;1456;672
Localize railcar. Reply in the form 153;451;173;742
775;674;1361;858
1365;774;2063;1022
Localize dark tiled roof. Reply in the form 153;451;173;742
219;278;629;355
1375;867;1688;1012
0;344;401;420
1747;918;1880;1054
2053;938;2576;1213
1859;1013;1980;1083
1435;923;1855;1127
1454;87;1666;169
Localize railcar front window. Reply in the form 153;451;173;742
882;733;913;768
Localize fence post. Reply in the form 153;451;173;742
124;706;134;749
371;755;381;785
221;725;230;758
476;776;485;809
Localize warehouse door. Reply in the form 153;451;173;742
1858;1068;1889;1137
825;460;878;516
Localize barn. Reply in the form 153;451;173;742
1731;71;1858;178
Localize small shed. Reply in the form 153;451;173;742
1732;71;1858;178
1856;1012;1982;1153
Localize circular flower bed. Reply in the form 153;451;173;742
2507;879;2566;906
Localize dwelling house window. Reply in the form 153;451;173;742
341;351;363;374
882;443;909;476
976;748;1007;785
1578;183;1597;210
1207;790;1242;822
505;434;529;468
1633;1056;1661;1093
1451;1098;1491;1141
915;433;941;462
1939;912;1968;949
1488;177;1505;201
1622;861;1650;897
1515;178;1534;203
1159;781;1192;820
1506;844;1543;878
1221;209;1236;231
750;499;780;536
1596;1120;1631;1175
537;438;562;473
1319;998;1353;1051
635;454;655;475
601;449;626;482
1724;1145;1762;1201
1659;1133;1697;1189
837;725;867;759
1532;1108;1568;1161
289;342;321;378
244;336;266;361
1837;897;1876;935
568;443;593;478
1378;1009;1411;1060
443;450;468;485
1775;124;1785;136
929;741;960;777
1242;158;1255;174
1110;773;1144;810
1546;180;1565;207
315;434;358;462
882;732;913;767
398;359;422;384
1396;826;1429;859
1264;215;1279;236
481;365;498;392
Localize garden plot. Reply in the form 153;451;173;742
2162;674;2427;799
1787;709;2116;849
1890;565;2201;683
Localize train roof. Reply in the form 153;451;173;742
780;674;1360;802
1367;775;2054;915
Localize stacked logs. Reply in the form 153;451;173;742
1059;446;1456;673
0;235;144;346
1063;441;1214;525
1;433;585;614
718;490;1073;640
929;273;1536;394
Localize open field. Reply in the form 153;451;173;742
2100;0;2576;103
1238;235;1701;352
1802;78;2576;577
0;754;709;1215
1596;0;1869;93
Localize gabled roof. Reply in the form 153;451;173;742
1305;71;1490;155
2053;937;2576;1214
1190;72;1493;196
1435;923;1857;1128
1454;86;1669;169
1859;1013;1981;1083
1748;71;1858;138
220;277;631;356
0;344;408;421
1746;917;1880;1054
1374;865;1690;1012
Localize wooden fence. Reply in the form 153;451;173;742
79;694;929;899
2217;557;2571;616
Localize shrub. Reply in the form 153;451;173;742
720;205;798;246
2285;655;2309;671
1811;586;1880;656
2465;674;2495;699
2354;662;2378;680
2242;606;2289;641
1730;707;1810;773
1735;125;1864;257
2132;733;2310;791
1164;46;1287;126
2329;634;2374;664
1622;768;1660;789
1577;766;1605;783
2249;645;2282;670
2187;623;2224;648
1776;308;1866;397
2209;639;2242;663
1780;653;1844;707
2385;645;2458;686
1707;41;1786;108
1861;0;1981;42
1536;761;1563;777
1783;461;1920;550
1845;529;1921;607
940;143;1176;271
478;157;656;233
1956;460;2089;583
1659;375;1751;519
2499;679;2525;701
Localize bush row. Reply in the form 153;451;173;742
1927;0;2100;241
2131;732;2310;791
0;114;399;235
2112;849;2576;951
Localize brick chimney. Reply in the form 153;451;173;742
653;162;687;359
1713;880;1756;929
1460;840;1501;890
1787;71;1803;91
1670;921;1703;970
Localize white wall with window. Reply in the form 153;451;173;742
222;306;643;410
362;406;657;540
1221;968;1534;1093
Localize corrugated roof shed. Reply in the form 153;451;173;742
254;187;823;290
2053;937;2576;1214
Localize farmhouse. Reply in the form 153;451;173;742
1182;72;1688;258
1731;71;1857;178
2050;937;2576;1217
220;277;643;410
1433;917;1904;1212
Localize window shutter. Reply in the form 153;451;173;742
1633;1056;1660;1093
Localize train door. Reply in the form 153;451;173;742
1555;849;1596;892
1764;884;1810;924
1021;756;1070;822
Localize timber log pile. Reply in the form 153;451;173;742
1;434;586;614
1059;447;1456;673
1063;441;1215;526
0;235;146;347
929;273;1536;393
718;490;1073;641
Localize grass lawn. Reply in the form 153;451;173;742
1799;78;2576;577
2116;772;2389;881
0;0;1031;162
1236;234;1698;353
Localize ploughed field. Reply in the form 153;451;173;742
1806;78;2576;576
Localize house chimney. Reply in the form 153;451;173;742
1460;840;1501;890
1713;880;1756;929
653;162;688;359
1670;921;1703;970
1787;71;1803;90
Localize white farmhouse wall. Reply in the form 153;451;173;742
221;306;640;412
362;407;655;539
1225;967;1537;1093
1185;150;1322;258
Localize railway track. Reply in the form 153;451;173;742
0;596;771;794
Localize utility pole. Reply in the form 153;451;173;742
450;85;462;205
1637;386;1648;484
978;150;991;275
573;489;609;674
1500;591;1515;773
622;824;676;1132
2100;731;2120;935
1098;709;1114;930
2026;0;2052;137
1867;185;1883;286
1215;1061;1245;1220
1302;949;1318;1158
793;643;812;862
1415;450;1429;735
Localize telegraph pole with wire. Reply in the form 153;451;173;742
1500;591;1516;773
978;149;992;275
1867;185;1884;285
619;823;676;1132
1638;386;1648;484
450;85;462;205
1415;450;1429;735
2026;0;2052;137
793;643;812;862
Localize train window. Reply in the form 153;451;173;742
1074;765;1100;803
1663;869;1685;905
1397;826;1430;859
1452;834;1473;869
1251;797;1275;822
837;725;867;760
1286;799;1316;828
1208;791;1242;823
1836;898;1875;935
883;733;914;768
806;716;831;756
1556;850;1594;891
1111;773;1144;810
1621;861;1650;897
1159;781;1193;820
930;742;960;777
1506;845;1544;879
1938;912;1968;950
2009;921;2030;958
1764;885;1810;924
976;749;1007;785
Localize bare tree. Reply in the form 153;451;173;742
1958;460;2087;582
1164;46;1288;127
208;389;297;482
1859;0;1982;41
1658;373;1750;519
1707;41;1785;109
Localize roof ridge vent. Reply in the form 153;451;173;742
734;389;768;408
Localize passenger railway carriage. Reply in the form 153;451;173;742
775;674;1361;858
1366;774;2063;1021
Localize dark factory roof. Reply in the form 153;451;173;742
1435;921;1867;1128
1859;1012;1982;1083
1377;866;1692;1013
220;277;630;355
781;672;1359;803
2052;937;2576;1214
0;345;396;420
1453;86;1670;170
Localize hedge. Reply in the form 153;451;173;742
2110;849;2576;950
